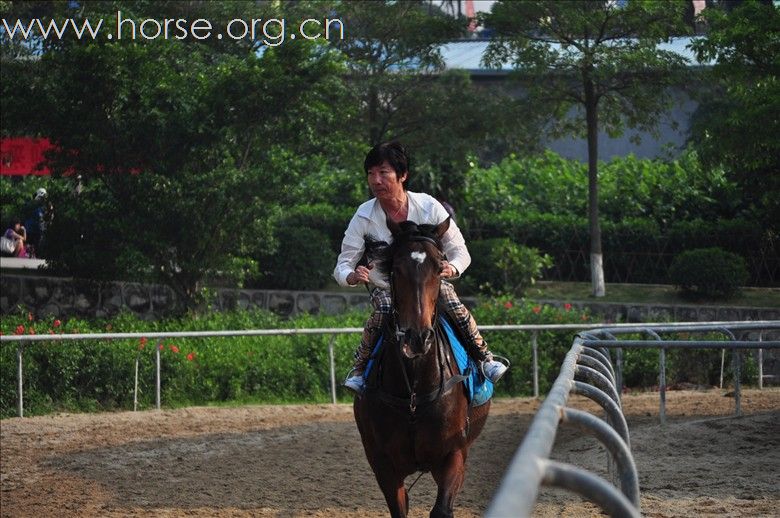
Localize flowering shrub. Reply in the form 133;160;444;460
472;298;592;396
0;308;366;418
0;300;756;418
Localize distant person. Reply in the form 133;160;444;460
1;219;28;257
23;187;53;257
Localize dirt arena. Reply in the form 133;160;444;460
1;389;778;517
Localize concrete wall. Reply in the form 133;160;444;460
1;273;777;323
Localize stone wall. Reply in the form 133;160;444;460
1;273;778;323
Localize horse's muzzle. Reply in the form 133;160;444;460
401;328;434;359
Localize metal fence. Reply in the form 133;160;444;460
486;321;780;518
1;321;777;419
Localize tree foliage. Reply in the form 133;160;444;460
331;0;541;203
0;0;352;307
484;0;690;296
688;1;780;225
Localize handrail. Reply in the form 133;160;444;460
2;320;777;342
486;321;779;517
2;320;777;418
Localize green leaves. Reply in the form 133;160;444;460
688;1;780;226
462;148;732;227
669;247;749;300
1;1;353;308
486;0;690;139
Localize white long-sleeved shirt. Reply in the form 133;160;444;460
333;191;471;289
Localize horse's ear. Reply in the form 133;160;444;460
387;217;402;237
435;217;450;239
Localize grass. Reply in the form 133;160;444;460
525;281;780;308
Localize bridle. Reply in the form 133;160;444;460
371;234;466;415
388;234;443;344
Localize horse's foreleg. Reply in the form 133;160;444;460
373;466;408;518
371;458;409;518
429;449;466;518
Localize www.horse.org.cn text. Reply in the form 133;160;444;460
1;12;346;47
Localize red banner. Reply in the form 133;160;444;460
0;137;53;176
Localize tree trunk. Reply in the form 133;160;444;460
585;79;605;297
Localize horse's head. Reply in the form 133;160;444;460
382;217;450;359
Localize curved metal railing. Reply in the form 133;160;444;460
487;321;780;517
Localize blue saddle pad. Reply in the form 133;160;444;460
364;317;493;407
439;317;494;407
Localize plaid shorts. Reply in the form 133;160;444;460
353;281;487;368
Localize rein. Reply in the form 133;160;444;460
369;236;467;416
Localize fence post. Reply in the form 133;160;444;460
658;348;666;426
615;347;623;404
719;349;725;389
328;335;337;404
733;348;741;417
758;332;764;390
532;331;539;399
134;353;140;412
156;341;161;410
17;344;24;418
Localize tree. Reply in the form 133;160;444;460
0;1;352;308
331;0;538;204
688;1;780;226
484;0;689;296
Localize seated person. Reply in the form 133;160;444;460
2;219;28;257
334;142;508;393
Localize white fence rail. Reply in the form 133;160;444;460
1;321;777;418
487;321;780;517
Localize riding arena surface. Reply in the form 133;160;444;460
1;389;778;517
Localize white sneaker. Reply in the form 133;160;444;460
344;373;365;393
482;360;508;383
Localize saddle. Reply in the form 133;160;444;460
363;315;493;407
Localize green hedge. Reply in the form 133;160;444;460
1;302;758;418
5;149;775;291
669;247;749;299
464;213;771;286
460;149;775;286
0;309;367;417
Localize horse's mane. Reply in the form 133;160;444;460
365;221;443;277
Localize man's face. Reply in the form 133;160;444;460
367;161;407;200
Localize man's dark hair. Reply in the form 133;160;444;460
363;141;411;188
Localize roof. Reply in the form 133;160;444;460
440;37;710;75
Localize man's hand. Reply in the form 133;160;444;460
347;264;373;285
440;261;458;279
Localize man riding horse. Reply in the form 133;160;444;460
333;141;508;393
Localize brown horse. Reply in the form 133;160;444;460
353;217;491;518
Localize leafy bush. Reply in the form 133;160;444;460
0;302;760;418
462;148;736;231
472;298;592;396
253;225;336;290
462;239;553;296
668;247;748;299
0;308;368;418
458;148;777;286
0;301;592;417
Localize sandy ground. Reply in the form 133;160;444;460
1;389;778;518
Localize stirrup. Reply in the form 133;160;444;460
344;368;365;394
344;367;365;381
481;355;510;382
